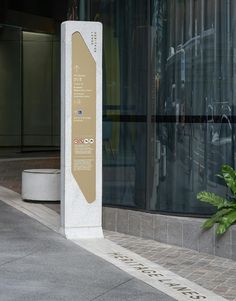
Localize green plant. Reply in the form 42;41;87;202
197;165;236;235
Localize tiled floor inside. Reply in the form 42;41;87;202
104;231;236;301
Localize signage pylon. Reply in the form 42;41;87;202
61;21;103;239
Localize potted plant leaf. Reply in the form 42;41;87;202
197;165;236;235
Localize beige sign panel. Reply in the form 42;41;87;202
71;32;96;203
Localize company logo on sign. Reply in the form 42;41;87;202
73;138;95;144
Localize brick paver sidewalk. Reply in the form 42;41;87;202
104;231;236;301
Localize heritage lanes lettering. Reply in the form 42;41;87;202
110;252;207;300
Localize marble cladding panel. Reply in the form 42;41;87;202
141;212;154;240
128;210;141;237
116;208;129;234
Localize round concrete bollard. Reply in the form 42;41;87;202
22;169;60;201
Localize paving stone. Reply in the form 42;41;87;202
104;230;236;301
222;294;235;300
204;265;223;272
225;278;236;286
214;286;230;294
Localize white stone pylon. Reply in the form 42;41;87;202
60;21;103;239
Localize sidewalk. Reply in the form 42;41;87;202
0;186;235;301
0;200;174;301
105;231;236;301
44;204;236;300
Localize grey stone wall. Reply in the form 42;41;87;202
102;206;236;261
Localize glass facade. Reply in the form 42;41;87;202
0;0;236;216
87;0;236;216
0;26;60;155
88;1;149;209
153;0;236;215
0;1;65;156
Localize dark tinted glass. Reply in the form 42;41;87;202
149;0;235;215
89;0;148;208
90;0;236;216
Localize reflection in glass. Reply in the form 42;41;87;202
150;0;235;215
89;0;148;208
83;0;236;216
